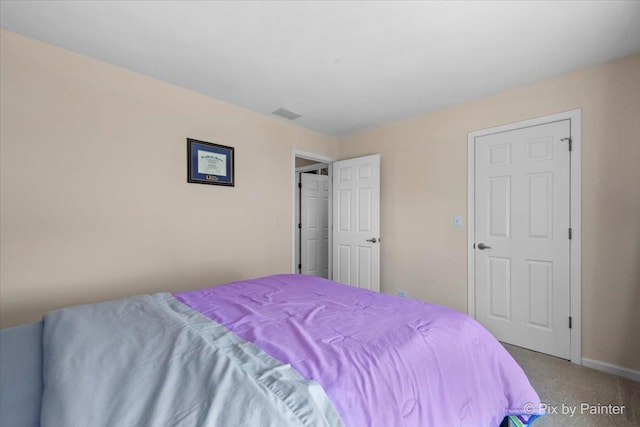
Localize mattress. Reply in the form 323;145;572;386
0;321;43;427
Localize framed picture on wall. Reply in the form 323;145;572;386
187;138;235;186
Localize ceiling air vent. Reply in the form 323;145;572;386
272;108;302;120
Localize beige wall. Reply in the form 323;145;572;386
295;157;323;168
338;53;640;371
0;30;338;327
2;29;638;373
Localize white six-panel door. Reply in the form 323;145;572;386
332;154;380;292
301;173;329;278
475;120;571;359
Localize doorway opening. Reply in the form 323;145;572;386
291;150;334;279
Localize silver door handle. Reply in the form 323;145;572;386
477;243;491;250
366;238;378;243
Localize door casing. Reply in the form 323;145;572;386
467;109;582;364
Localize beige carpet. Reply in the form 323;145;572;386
503;343;640;426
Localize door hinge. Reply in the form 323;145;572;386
298;223;301;229
298;263;301;270
569;316;572;329
561;137;572;152
298;182;302;189
568;227;572;239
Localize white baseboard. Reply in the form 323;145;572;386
581;357;640;382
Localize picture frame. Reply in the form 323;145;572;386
187;138;235;187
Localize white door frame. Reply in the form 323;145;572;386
467;109;582;364
292;150;335;278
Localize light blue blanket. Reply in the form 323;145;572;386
40;293;343;427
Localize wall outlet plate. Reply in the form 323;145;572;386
397;290;407;297
453;215;463;227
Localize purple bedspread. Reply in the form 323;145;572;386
174;274;542;427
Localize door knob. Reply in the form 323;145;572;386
477;243;491;250
366;238;378;243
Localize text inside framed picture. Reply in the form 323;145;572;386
187;138;235;187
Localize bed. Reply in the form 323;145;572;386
0;274;543;426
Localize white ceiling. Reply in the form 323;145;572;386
2;1;640;136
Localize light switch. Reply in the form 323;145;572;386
453;215;463;227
